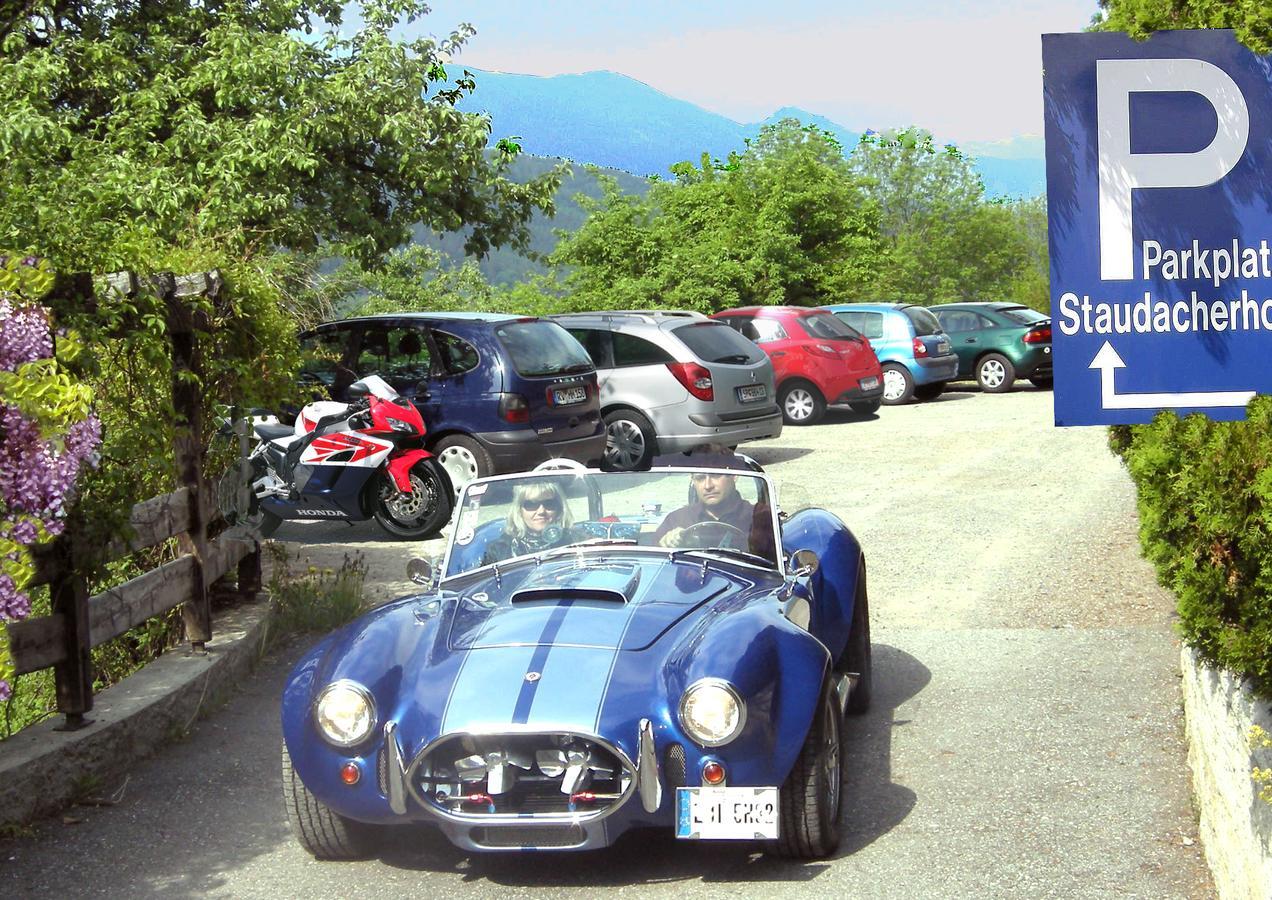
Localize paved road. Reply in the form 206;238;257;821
0;386;1214;898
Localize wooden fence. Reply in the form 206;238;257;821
3;267;261;729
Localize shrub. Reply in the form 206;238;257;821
1110;401;1272;698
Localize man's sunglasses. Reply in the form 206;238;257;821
521;498;562;512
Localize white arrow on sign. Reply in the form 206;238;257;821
1089;341;1255;409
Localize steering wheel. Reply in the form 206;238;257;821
677;521;748;550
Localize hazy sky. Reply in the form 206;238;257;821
407;1;1103;143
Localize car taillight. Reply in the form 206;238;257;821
1023;326;1051;344
497;392;530;424
808;343;840;359
912;337;929;358
666;362;714;401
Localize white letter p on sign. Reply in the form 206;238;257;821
1097;58;1249;280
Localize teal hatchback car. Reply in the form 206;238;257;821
930;303;1052;392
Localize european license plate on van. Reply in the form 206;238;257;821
675;786;779;840
736;384;767;403
551;386;587;406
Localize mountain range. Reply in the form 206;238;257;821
449;67;1046;199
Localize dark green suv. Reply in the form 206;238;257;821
930;303;1052;392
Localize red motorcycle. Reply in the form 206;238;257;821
222;376;453;539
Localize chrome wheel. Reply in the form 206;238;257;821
605;418;646;470
882;368;908;402
823;696;841;815
437;444;479;491
979;358;1007;389
783;388;815;422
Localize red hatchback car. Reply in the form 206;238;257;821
712;307;885;424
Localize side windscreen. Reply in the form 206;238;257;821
612;333;674;367
835;310;884;340
433;330;479;376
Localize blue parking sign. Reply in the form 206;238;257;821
1044;30;1272;425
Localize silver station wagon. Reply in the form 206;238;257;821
552;311;783;470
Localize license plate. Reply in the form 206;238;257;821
551;386;587;406
675;786;779;840
736;384;767;403
937;341;950;354
860;375;879;390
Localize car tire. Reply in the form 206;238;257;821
766;680;843;859
1029;375;1053;389
838;563;872;715
282;743;376;860
603;409;658;471
779;380;826;425
976;354;1016;393
880;363;915;405
848;398;881;416
433;434;493;496
914;381;945;401
371;462;454;540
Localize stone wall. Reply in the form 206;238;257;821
1181;647;1272;899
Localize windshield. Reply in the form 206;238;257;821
444;469;781;578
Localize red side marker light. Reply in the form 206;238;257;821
339;762;361;785
702;761;726;785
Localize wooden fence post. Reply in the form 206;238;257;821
49;534;93;728
163;273;212;650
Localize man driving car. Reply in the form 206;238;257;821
653;472;755;548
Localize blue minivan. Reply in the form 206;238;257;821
298;313;606;490
821;303;959;404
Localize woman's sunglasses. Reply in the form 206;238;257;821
521;498;562;512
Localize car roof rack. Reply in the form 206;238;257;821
551;310;709;324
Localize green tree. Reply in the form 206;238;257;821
848;128;1045;306
551;121;883;312
1093;0;1272;52
0;0;561;272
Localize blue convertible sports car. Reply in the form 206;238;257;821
281;462;872;859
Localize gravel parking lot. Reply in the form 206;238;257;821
0;384;1214;898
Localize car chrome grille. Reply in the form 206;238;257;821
410;731;635;821
470;825;586;848
664;743;686;789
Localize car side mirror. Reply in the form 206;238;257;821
789;549;819;578
407;557;435;587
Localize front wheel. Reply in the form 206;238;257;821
766;681;843;859
838;565;872;715
282;743;376;860
372;462;453;540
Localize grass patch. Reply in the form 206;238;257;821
266;543;368;635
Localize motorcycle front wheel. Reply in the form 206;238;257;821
372;462;453;540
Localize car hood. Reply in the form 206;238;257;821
446;554;754;652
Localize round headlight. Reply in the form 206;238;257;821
678;679;745;747
314;681;376;747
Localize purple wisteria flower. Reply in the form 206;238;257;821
0;679;10;703
0;297;52;371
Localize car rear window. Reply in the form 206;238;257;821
495;320;595;378
903;306;942;336
999;306;1050;326
673;321;765;364
801;311;863;340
